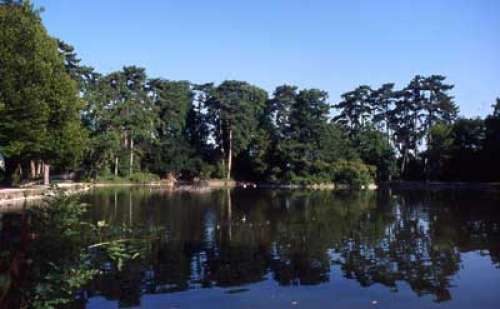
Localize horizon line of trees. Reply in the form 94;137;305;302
1;1;499;187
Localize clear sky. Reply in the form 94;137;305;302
35;0;499;117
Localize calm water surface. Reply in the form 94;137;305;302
2;187;500;308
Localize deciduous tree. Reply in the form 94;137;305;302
0;1;85;185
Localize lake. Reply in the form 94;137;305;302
1;187;500;308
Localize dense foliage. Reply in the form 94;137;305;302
0;1;85;185
0;1;499;186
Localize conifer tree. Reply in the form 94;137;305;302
206;81;268;180
334;85;373;135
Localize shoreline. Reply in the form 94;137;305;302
388;181;500;191
0;180;377;207
5;180;499;209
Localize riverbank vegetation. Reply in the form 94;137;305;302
1;1;499;187
0;193;161;308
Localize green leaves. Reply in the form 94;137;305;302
352;127;396;181
205;80;268;178
81;66;158;178
0;2;84;184
332;75;458;179
209;80;268;155
144;80;201;177
334;85;373;134
20;194;162;308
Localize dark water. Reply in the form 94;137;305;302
2;187;500;308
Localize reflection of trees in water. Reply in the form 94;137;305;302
5;188;500;306
334;190;500;302
398;190;500;269
81;188;500;304
85;188;213;305
270;191;378;285
201;189;273;287
91;262;146;308
0;212;31;308
335;192;459;302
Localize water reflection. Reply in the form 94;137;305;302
79;188;500;304
2;188;500;307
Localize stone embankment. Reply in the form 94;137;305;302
0;183;92;210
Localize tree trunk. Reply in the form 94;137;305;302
413;112;419;159
226;128;232;181
43;163;50;186
36;160;42;177
218;114;226;179
30;160;36;179
427;111;433;147
114;156;119;177
129;135;134;177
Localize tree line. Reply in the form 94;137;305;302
1;1;499;186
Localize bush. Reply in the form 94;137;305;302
199;164;216;180
331;160;375;188
279;159;375;188
288;174;331;186
94;174;127;183
93;172;160;184
212;161;227;179
352;127;396;181
128;172;160;184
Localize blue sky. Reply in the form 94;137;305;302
35;0;499;117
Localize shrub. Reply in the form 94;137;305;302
94;174;127;183
331;160;375;188
93;172;160;184
128;172;160;184
212;161;227;179
278;159;375;188
199;164;216;180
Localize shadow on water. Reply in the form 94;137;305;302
1;187;500;307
